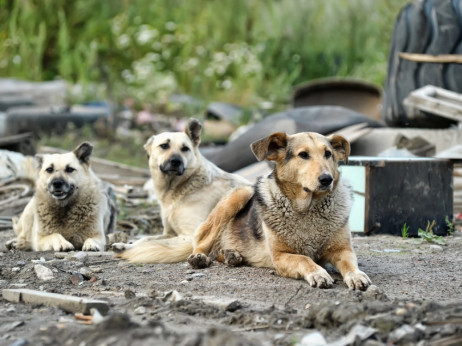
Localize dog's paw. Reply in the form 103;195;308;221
82;238;104;252
111;242;133;253
187;253;212;269
344;270;371;291
43;234;74;252
220;249;244;266
305;268;334;288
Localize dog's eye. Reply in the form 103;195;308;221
159;143;170;150
181;146;190;152
298;151;310;159
325;150;332;159
45;167;53;173
65;167;75;173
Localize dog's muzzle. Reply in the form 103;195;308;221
48;179;75;200
160;156;185;176
318;173;333;190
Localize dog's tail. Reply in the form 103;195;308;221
115;237;193;263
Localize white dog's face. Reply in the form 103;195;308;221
144;118;203;177
35;143;94;202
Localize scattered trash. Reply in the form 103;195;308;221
34;264;54;281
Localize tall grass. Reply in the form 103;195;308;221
0;0;408;110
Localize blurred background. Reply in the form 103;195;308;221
0;0;408;166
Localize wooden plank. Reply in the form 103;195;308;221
404;85;462;122
2;288;109;315
399;52;462;64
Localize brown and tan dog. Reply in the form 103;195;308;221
187;131;371;290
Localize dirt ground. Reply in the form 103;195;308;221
1;225;462;345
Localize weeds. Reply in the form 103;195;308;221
417;220;446;246
401;222;409;238
445;216;455;236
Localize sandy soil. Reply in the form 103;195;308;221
1;227;462;346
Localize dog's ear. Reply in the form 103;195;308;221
185;118;202;146
251;132;288;161
35;154;43;170
327;134;350;164
144;135;155;156
73;142;93;165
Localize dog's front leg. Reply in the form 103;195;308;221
272;251;334;288
188;186;254;269
325;246;371;291
323;228;371;290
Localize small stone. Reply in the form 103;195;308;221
202;297;241;312
70;273;84;285
298;331;327;346
34;264;54;281
124;290;136;299
9;339;28;346
180;280;189;284
71;252;88;262
185;270;195;274
89;277;98;283
79;267;93;279
11;267;21;272
395;307;407;316
185;276;193;281
7;306;16;313
429;245;443;252
17;261;26;267
161;290;184;303
363;285;388;301
389;324;416;343
191;273;206;278
134;306;146;315
89;266;102;273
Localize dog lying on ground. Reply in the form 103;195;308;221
11;142;116;252
187;131;371;290
115;118;250;262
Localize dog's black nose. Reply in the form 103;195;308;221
319;174;333;187
170;158;182;167
52;179;64;189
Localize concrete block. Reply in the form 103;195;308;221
2;288;109;315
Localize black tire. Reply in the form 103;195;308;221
383;0;462;128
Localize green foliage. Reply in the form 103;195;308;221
445;216;455;236
0;0;409;108
401;222;409;239
417;220;446;246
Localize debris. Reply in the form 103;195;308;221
388;324;416;344
202;297;241;312
328;324;377;346
2;288;109;315
297;331;327;346
0;320;24;333
34;264;54;281
70;273;84;285
79;267;93;279
70;252;88;263
134;306;147;315
124;290;136;299
160;290;184;303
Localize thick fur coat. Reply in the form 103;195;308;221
12;142;116;252
116;118;249;262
